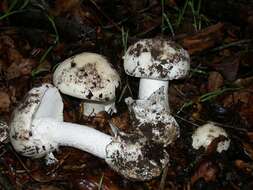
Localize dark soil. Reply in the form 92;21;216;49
0;0;253;189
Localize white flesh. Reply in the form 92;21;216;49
139;78;169;110
83;101;116;116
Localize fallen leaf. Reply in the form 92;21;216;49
242;142;253;160
223;86;253;125
191;159;219;184
179;23;224;55
208;71;224;92
235;160;253;174
211;54;240;81
0;92;10;112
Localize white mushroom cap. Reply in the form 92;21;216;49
123;38;190;80
106;132;169;180
125;87;179;146
10;83;63;158
53;52;120;102
192;123;230;153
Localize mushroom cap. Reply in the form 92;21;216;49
53;52;120;102
9;84;63;158
123;38;190;80
192;123;230;153
105;132;169;180
125;87;179;146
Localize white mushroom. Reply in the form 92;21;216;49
192;122;230;153
9;84;169;181
125;87;179;146
53;52;120;116
123;38;190;111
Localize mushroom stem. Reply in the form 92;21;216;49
83;101;116;116
139;78;169;108
34;118;112;159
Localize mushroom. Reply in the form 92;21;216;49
192;122;230;153
125;87;179;146
123;38;190;111
53;52;120;116
9;84;169;181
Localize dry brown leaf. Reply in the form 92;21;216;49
6;58;36;79
179;23;224;55
191;159;219;184
211;55;240;81
223;85;253;125
0;91;10;112
235;160;253;174
247;132;253;143
242;142;253;160
111;111;130;132
234;76;253;88
208;71;224;92
53;0;80;16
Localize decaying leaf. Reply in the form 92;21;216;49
0;91;10;112
179;23;224;55
208;71;224;92
191;159;219;184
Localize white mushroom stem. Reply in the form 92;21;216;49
139;78;169;109
83;101;116;116
34;118;112;159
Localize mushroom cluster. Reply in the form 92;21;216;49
10;39;191;181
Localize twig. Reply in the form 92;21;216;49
210;39;252;52
208;121;248;133
173;114;200;128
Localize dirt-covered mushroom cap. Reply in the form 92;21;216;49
125;87;179;146
192;123;230;153
9;84;63;158
123;38;190;80
106;132;169;180
53;52;120;102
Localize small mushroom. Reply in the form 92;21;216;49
192;122;230;153
10;84;168;181
123;38;190;111
125;87;179;146
53;52;120;116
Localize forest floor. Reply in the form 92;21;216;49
0;0;253;189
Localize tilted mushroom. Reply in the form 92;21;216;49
123;38;190;111
53;52;120;116
9;84;169;180
192;122;230;153
125;87;179;146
